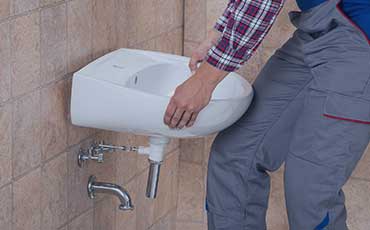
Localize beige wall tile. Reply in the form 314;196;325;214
126;0;157;46
0;22;11;102
115;0;129;48
67;0;93;73
12;0;39;15
180;138;204;164
177;161;205;222
67;141;94;219
261;0;297;49
150;209;177;230
135;167;155;230
236;48;263;83
92;0;116;58
40;0;63;7
184;0;206;43
41;79;68;161
267;169;289;230
206;0;227;31
153;151;180;221
13;169;41;230
94;198;116;230
13;90;41;178
154;28;184;55
176;221;206;230
69;210;94;230
41;152;68;229
344;178;370;230
115;179;137;230
0;184;12;230
183;41;200;57
0;103;12;187
40;2;67;85
352;144;370;180
0;0;11;20
156;0;183;34
10;12;41;97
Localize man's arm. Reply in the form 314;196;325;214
164;0;285;128
206;0;285;72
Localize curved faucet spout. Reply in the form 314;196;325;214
87;175;134;211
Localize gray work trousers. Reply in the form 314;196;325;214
206;0;370;229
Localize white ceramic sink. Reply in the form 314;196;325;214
71;48;253;138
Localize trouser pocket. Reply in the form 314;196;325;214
323;92;370;125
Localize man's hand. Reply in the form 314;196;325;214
189;29;222;73
164;62;228;129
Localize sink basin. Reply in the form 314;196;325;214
71;48;254;138
71;48;254;199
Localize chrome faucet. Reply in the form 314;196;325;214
87;175;134;211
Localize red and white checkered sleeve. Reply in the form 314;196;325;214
206;0;284;72
214;0;237;33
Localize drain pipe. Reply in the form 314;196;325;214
137;136;170;199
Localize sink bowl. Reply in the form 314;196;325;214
71;48;254;138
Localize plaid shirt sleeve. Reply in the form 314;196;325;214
213;0;237;33
206;0;284;72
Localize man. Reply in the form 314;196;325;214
164;0;370;229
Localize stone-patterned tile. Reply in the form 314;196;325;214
69;210;93;230
94;198;115;230
206;0;227;31
115;178;137;230
12;0;39;15
180;137;204;164
0;0;11;20
10;12;41;97
40;3;67;85
127;0;157;46
67;141;94;219
150;209;177;230
135;168;155;230
41;152;68;229
0;103;12;187
176;221;206;230
92;0;116;58
41;79;68;161
344;178;370;230
67;0;93;73
12;90;41;178
40;0;63;7
177;162;205;222
13;169;41;230
156;0;183;34
352;144;370;180
261;0;297;49
111;132;138;185
203;134;216;167
155;28;183;55
115;0;128;48
65;78;95;146
0;22;11;103
184;0;206;42
183;41;200;57
267;168;289;230
153;151;180;222
236;48;263;83
0;184;12;230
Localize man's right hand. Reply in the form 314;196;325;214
189;29;222;73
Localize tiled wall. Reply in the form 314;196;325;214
180;0;370;230
0;0;183;230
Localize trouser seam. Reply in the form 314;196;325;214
242;77;314;224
